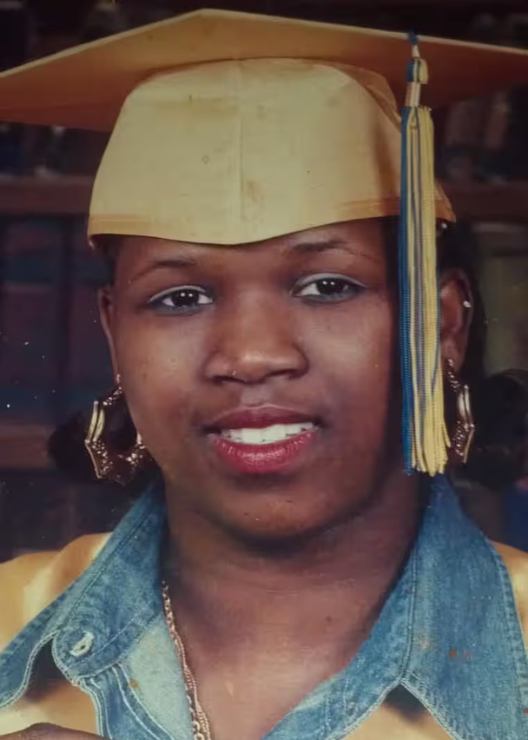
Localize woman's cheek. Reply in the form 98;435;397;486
113;317;201;433
311;296;395;374
327;300;398;426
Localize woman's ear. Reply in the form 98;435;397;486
98;286;119;379
440;268;474;373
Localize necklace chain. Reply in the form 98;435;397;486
162;580;213;740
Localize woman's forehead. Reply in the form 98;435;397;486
115;220;388;272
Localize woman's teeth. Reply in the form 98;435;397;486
219;423;315;445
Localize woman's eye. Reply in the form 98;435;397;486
147;286;213;312
295;275;365;302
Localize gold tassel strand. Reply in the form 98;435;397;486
399;35;449;475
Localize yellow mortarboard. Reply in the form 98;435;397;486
2;9;528;476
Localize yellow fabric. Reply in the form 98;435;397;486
89;58;452;245
0;675;96;735
0;536;108;734
1;536;527;738
0;535;108;655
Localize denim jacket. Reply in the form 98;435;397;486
1;476;528;740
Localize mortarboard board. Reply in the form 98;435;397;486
1;9;528;476
2;9;528;128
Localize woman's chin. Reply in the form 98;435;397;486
209;496;354;550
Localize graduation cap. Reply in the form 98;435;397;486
2;9;528;476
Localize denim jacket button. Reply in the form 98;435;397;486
70;630;95;657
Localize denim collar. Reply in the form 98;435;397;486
1;476;527;740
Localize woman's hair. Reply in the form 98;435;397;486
48;221;528;490
435;221;528;488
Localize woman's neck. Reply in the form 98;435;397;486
164;467;423;658
163;468;423;740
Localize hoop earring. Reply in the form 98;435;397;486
84;377;151;486
445;359;476;465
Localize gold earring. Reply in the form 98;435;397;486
84;376;151;486
445;359;476;464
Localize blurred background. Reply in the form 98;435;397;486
0;0;527;561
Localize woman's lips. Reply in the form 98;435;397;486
208;427;318;475
204;406;321;475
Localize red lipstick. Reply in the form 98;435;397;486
209;430;317;475
205;406;320;475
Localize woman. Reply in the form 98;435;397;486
0;9;528;740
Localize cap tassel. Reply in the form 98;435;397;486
399;34;449;475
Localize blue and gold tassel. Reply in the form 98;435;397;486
399;34;449;475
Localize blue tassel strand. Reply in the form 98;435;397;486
398;35;449;475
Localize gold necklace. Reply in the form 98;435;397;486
161;580;213;740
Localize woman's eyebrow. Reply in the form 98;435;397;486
129;255;198;282
129;239;382;283
288;239;383;264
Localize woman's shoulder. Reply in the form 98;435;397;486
0;534;109;652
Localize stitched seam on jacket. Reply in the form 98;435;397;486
112;664;173;740
57;607;162;680
485;540;528;738
60;493;161;624
0;630;58;708
401;674;475;740
400;543;418;676
82;676;107;737
52;489;165;674
326;681;400;740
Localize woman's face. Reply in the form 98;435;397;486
101;220;405;542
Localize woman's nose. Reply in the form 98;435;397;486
203;297;308;385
